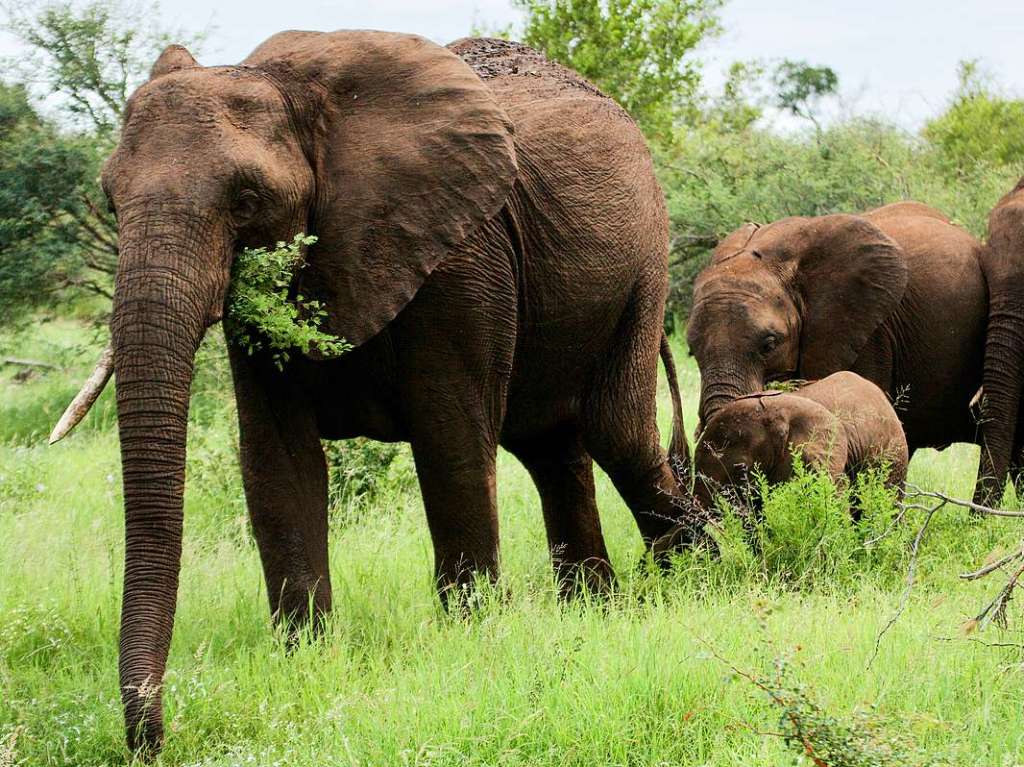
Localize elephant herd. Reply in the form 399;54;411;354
46;31;1024;755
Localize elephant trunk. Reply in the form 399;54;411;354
976;270;1024;505
111;212;224;754
697;366;755;426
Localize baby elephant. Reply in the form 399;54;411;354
693;371;908;509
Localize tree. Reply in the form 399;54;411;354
923;59;1024;172
771;59;838;134
511;0;722;137
0;81;112;327
0;0;205;327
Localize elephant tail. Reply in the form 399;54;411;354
660;334;691;485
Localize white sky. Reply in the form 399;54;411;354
2;0;1022;130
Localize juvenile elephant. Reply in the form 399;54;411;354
693;372;908;509
687;202;986;489
57;34;691;753
976;177;1024;502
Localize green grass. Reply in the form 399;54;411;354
2;322;1023;766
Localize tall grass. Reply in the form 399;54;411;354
1;323;1022;766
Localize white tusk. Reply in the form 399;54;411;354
969;386;984;410
48;345;115;445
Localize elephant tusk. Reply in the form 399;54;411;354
969;386;984;411
48;344;114;445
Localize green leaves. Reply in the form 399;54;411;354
923;60;1024;173
512;0;722;137
225;234;351;370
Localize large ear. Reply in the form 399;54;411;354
246;31;518;346
150;45;198;79
774;215;908;378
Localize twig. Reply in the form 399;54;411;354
934;635;1024;650
867;502;942;668
1;356;60;370
960;543;1024;581
902;483;1024;518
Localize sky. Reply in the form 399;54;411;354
1;0;1022;130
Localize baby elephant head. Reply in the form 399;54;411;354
687;216;908;425
692;392;847;510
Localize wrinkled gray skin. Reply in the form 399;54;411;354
693;372;909;510
687;202;986;492
98;33;690;756
976;178;1024;503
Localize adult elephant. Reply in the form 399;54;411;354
976;178;1024;502
687;202;987;481
55;33;692;754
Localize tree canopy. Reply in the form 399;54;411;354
512;0;722;137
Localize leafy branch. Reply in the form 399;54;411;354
226;234;350;369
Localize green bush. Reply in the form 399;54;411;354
659;119;1020;316
226;234;350;369
704;459;912;588
323;438;415;527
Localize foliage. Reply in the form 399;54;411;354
510;0;722;136
707;457;912;588
0;0;206;330
226;234;350;369
772;59;839;131
658;119;1021;316
923;60;1024;173
0;82;113;327
2;0;204;136
730;623;946;767
323;439;415;524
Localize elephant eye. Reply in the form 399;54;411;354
759;334;779;355
231;189;261;222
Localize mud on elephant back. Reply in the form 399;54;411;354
50;32;697;756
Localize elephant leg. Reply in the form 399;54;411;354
507;427;614;597
229;348;331;632
410;413;501;609
582;293;688;547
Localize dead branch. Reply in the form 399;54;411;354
1;356;60;370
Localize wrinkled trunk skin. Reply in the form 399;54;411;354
111;213;216;754
697;365;757;428
976;253;1024;505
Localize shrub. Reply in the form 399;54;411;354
323;439;415;527
706;458;911;588
226;234;350;369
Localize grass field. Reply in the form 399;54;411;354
2;319;1023;766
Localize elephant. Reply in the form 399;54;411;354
56;33;693;754
686;201;987;491
975;177;1024;503
691;371;908;511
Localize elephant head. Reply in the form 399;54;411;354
692;392;846;510
687;215;908;425
977;177;1024;503
65;32;517;754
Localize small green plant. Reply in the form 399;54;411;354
706;456;911;588
226;234;350;369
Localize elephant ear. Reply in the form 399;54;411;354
150;45;199;79
246;31;518;346
780;215;908;379
711;222;760;263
